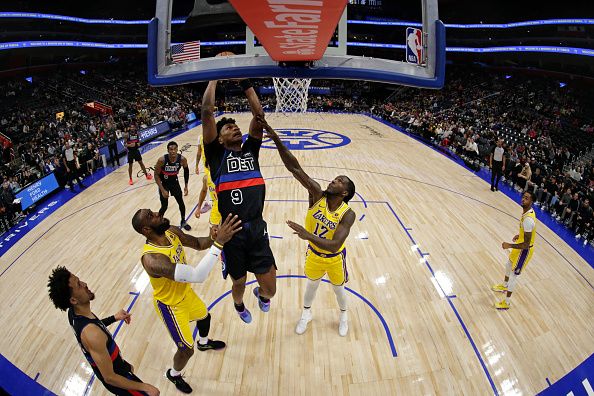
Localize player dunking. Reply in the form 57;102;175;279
124;126;152;185
201;77;276;323
155;141;192;230
262;118;356;336
47;267;159;395
132;210;241;393
492;191;537;310
195;135;222;226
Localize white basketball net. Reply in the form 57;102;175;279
273;78;312;113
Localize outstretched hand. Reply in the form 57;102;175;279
286;220;310;241
214;214;242;245
256;115;277;140
114;309;131;324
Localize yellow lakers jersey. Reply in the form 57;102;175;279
305;196;351;255
515;208;536;248
141;230;190;306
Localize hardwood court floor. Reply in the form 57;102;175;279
1;113;592;395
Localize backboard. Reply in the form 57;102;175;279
147;0;445;88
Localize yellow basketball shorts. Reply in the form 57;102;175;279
209;199;222;225
508;247;534;275
304;246;348;286
154;290;208;350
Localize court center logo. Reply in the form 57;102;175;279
261;128;351;150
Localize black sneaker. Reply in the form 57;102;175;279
166;369;193;393
181;221;191;231
197;339;226;351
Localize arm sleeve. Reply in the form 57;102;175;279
522;217;535;232
100;316;116;327
183;166;189;184
174;246;222;283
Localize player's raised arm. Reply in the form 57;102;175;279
260;116;323;201
240;80;265;140
142;215;241;283
201;81;218;144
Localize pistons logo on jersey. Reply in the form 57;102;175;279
406;27;424;65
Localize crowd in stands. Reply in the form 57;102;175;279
373;67;594;245
0;66;195;231
1;65;594;246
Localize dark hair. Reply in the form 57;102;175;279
344;177;356;203
167;141;178;149
216;117;236;134
132;209;144;234
48;266;72;311
524;191;536;203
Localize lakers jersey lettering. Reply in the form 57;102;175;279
142;230;190;306
305;196;350;255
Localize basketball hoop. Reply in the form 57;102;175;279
273;78;312;113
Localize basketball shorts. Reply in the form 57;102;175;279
305;245;348;286
154;290;208;350
221;218;276;280
159;180;183;199
127;148;142;163
508;247;534;275
105;370;148;395
209;198;222;225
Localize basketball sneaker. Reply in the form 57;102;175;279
166;369;192;394
494;300;510;310
338;311;348;337
200;202;212;214
491;284;508;293
128;179;133;185
181;220;191;231
197;339;226;351
295;310;312;335
253;286;270;312
236;307;252;323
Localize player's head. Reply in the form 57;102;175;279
326;175;356;203
216;117;242;146
132;209;171;237
521;191;535;209
167;141;178;157
48;266;95;311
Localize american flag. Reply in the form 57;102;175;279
170;41;201;63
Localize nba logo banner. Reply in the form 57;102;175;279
406;27;424;65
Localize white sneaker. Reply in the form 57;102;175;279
576;234;581;239
338;312;348;337
295;310;312;335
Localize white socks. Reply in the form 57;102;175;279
303;279;321;308
332;284;348;311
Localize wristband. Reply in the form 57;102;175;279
239;79;253;91
213;241;224;250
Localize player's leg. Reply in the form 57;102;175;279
158;185;169;217
154;299;194;393
327;251;349;336
137;158;152;180
195;176;208;219
296;252;324;334
171;182;189;230
127;152;134;185
250;219;277;311
184;291;226;351
495;250;531;309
